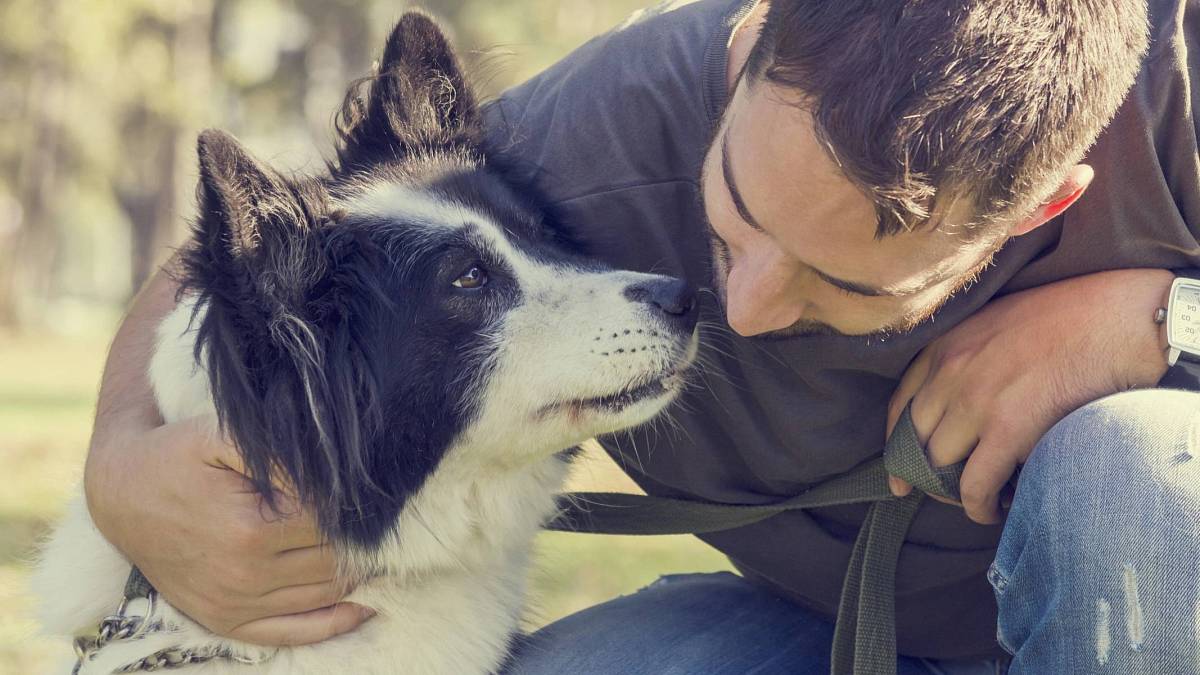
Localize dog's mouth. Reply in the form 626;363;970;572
575;373;672;412
542;368;684;419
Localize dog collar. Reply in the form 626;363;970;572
72;568;267;673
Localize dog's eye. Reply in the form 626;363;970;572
452;265;489;289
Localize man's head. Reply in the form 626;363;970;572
701;0;1149;338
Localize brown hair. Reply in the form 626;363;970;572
745;0;1149;237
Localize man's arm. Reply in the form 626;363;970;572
85;267;174;519
885;268;1172;523
83;266;372;645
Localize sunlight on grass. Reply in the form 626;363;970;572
0;329;731;670
528;445;734;630
0;330;108;673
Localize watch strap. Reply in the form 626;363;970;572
1160;358;1200;390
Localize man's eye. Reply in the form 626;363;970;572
452;265;489;289
831;283;859;298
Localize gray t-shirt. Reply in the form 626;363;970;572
483;0;1200;659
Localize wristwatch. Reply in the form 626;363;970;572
1158;273;1200;390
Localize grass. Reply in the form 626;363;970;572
0;328;732;671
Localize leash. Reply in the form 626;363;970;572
546;402;963;675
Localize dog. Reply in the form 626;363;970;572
33;13;698;674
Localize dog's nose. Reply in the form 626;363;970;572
623;278;698;333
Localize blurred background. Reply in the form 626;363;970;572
0;0;731;670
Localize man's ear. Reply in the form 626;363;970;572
335;12;480;172
1010;164;1095;236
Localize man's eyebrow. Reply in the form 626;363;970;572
718;128;925;298
721;129;767;234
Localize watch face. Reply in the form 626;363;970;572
1171;283;1200;352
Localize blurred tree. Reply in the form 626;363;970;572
0;0;649;331
0;0;66;327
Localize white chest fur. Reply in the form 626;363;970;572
33;299;570;674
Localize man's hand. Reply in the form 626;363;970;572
886;268;1173;524
87;417;370;644
83;268;371;645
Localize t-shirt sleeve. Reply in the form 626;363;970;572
479;0;725;208
1002;0;1200;293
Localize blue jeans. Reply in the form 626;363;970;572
507;390;1200;674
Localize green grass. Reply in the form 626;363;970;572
0;331;108;673
529;448;734;629
0;329;731;671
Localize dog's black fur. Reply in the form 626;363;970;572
177;13;576;549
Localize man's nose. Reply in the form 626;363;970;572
725;267;804;337
623;277;699;333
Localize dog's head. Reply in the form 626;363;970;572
181;13;698;550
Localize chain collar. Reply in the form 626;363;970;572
72;585;267;673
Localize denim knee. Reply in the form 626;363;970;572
1016;389;1200;517
1002;388;1200;570
991;389;1200;672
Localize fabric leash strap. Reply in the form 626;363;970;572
547;403;963;675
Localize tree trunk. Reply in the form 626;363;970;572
0;1;65;329
118;104;178;294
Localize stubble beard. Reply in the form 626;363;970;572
702;218;999;342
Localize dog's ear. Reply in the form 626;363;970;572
195;129;308;261
335;12;480;171
376;11;479;133
189;130;379;547
193;128;332;290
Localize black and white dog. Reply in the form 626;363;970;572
35;13;697;674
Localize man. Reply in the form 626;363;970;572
84;0;1200;673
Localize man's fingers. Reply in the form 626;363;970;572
888;476;913;497
162;579;353;637
892;384;979;501
239;495;324;552
256;580;355;617
925;404;980;470
887;350;933;497
270;545;342;589
959;440;1021;525
887;350;933;437
177;414;299;503
261;505;323;549
888;348;931;497
226;603;375;647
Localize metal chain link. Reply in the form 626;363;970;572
71;591;267;673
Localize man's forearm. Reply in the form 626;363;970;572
1089;267;1174;389
84;265;179;522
